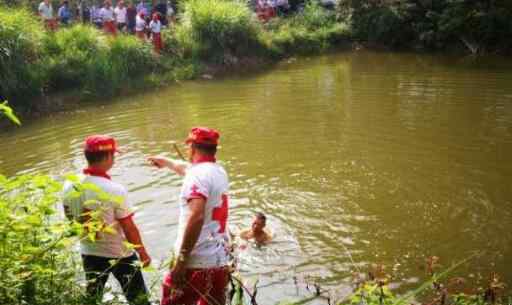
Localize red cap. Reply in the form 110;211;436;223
84;135;120;153
185;127;220;145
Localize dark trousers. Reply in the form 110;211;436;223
82;254;150;305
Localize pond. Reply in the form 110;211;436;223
1;50;512;304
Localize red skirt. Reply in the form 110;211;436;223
44;19;58;31
152;32;163;53
136;30;145;40
103;21;117;36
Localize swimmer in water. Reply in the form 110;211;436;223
239;212;272;246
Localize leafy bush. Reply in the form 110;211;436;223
175;0;264;62
299;0;337;30
45;25;109;89
352;6;413;47
0;174;85;305
0;7;46;109
264;1;351;55
45;25;156;95
347;0;512;52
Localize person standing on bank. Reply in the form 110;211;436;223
39;0;57;30
126;1;137;34
149;13;162;53
63;135;151;305
135;11;146;40
114;0;127;32
58;0;72;26
148;127;231;305
100;0;116;35
91;1;103;28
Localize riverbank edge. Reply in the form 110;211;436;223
1;42;357;131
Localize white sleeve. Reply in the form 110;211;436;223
113;187;134;220
182;172;209;202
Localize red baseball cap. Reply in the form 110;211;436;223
84;135;121;153
185;127;220;145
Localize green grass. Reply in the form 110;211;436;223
0;7;46;109
173;0;264;62
262;1;351;55
1;0;353;112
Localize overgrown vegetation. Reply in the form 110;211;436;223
0;8;46;110
0;6;160;110
0;174;85;305
172;0;264;62
0;0;353;113
347;0;512;52
1;0;512;114
262;1;351;55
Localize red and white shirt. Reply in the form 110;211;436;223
149;20;161;33
174;159;230;268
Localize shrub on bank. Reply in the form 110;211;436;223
265;1;351;55
45;25;157;95
351;6;413;47
173;0;264;62
0;174;85;305
347;1;512;52
0;7;46;109
45;25;108;89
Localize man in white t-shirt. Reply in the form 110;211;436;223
114;0;127;31
148;127;231;305
63;135;151;305
100;0;116;35
38;0;57;30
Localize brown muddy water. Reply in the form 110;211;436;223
1;51;512;304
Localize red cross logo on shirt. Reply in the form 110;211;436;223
190;184;205;200
212;194;229;233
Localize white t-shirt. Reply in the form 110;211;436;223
114;6;127;23
149;20;161;33
135;15;146;31
38;2;53;20
63;175;135;258
100;7;114;22
174;162;230;268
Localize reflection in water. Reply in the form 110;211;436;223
1;51;512;303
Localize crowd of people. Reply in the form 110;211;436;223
37;0;174;52
36;0;337;53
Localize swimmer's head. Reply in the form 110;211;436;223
252;212;266;233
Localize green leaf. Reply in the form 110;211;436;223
0;101;21;126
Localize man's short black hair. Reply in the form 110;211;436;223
255;212;266;224
84;151;112;164
192;143;217;156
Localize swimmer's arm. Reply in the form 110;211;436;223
239;229;251;240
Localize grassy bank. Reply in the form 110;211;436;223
2;0;511;116
0;1;351;115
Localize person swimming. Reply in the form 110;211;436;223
239;212;272;246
